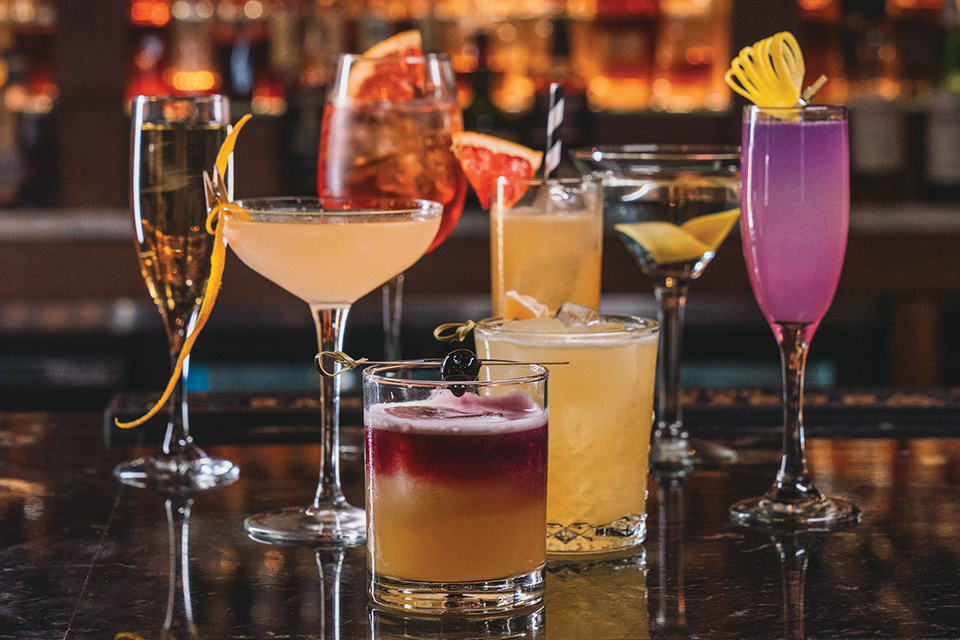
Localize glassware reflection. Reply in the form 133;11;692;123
544;554;648;639
317;548;346;640
772;532;818;640
161;496;198;640
368;606;544;639
651;469;691;638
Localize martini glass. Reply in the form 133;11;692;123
318;53;466;360
116;94;239;492
571;145;740;470
220;196;442;546
729;105;860;530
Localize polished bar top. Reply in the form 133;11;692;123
4;402;960;638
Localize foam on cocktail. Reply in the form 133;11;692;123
369;388;546;434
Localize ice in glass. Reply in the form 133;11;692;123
475;308;659;555
363;361;548;614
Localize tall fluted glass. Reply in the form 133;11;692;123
115;95;238;492
729;105;861;529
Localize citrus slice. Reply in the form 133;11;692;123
451;132;542;209
680;208;740;249
615;221;712;265
724;32;805;107
346;29;424;101
504;290;551;320
116;114;252;429
363;29;422;58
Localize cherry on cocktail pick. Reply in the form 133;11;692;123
441;349;482;382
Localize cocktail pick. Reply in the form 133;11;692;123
544;82;564;179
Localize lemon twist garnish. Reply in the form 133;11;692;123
724;32;826;107
615;208;740;266
116;114;252;429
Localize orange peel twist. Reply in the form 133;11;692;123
116;114;252;429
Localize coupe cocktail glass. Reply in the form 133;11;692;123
362;360;548;614
318;53;466;359
571;145;740;470
115;94;239;492
475;312;659;555
491;175;604;316
221;197;442;545
730;105;860;529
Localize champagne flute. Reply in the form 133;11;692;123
317;53;466;360
218;196;443;546
571;145;740;470
115;95;238;492
729;104;860;529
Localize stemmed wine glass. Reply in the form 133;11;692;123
729;104;860;529
215;196;442;545
115;95;238;492
571;145;740;470
317;53;466;360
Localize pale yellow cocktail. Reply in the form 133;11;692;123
223;207;441;306
491;176;603;316
475;313;659;555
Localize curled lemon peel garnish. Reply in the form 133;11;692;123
116;114;252;429
724;32;826;108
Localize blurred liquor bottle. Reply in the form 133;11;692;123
796;0;849;103
165;0;220;96
462;30;515;140
924;0;960;200
650;0;731;112
573;0;659;111
527;15;590;149
127;0;170;106
0;0;56;206
888;0;942;100
843;0;911;202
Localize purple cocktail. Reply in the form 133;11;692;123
732;105;861;529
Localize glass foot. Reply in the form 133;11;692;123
650;437;736;472
114;454;239;493
244;503;366;547
547;513;646;556
729;494;861;531
370;566;544;616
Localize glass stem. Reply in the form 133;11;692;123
164;496;196;638
163;314;196;458
768;323;823;504
382;273;403;361
311;304;351;510
653;281;689;444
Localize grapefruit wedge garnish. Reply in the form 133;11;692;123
451;132;542;209
347;30;424;101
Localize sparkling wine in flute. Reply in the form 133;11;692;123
115;94;238;493
134;123;226;327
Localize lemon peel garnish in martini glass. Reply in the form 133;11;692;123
615;208;740;266
116;114;252;429
724;31;827;107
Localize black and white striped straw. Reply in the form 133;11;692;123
544;82;564;179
